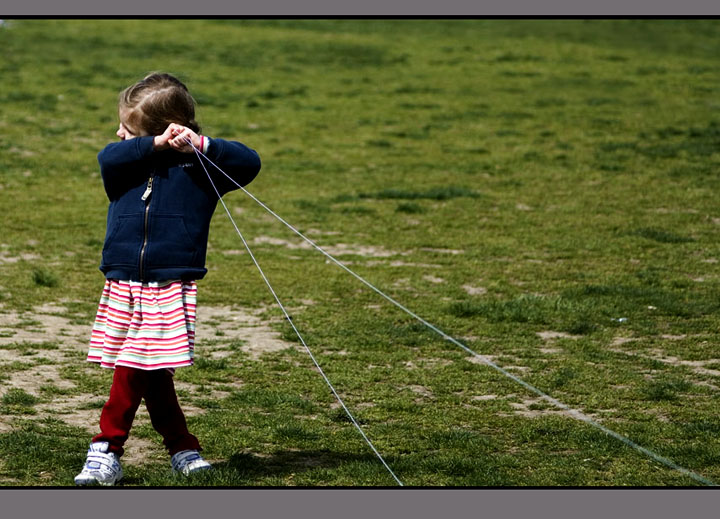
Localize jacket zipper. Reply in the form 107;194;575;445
138;174;154;281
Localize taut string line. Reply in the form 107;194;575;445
188;139;715;487
187;139;403;486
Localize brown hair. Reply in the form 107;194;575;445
118;73;201;136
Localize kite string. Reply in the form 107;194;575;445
186;139;403;486
186;139;716;487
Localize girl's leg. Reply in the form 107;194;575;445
92;366;149;458
144;368;201;456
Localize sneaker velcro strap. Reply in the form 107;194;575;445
87;452;120;470
171;450;210;474
88;442;110;453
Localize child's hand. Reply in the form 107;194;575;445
168;124;201;153
153;126;174;151
154;124;202;153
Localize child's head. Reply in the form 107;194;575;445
118;73;200;137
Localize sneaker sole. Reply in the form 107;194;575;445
174;464;212;476
75;475;123;486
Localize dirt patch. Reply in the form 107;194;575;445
37;394;104;430
647;349;720;377
0;302;90;348
418;247;464;255
9;147;36;158
330;400;375;411
652;207;699;215
537;331;581;341
252;236;312;251
695;380;720;391
0;252;41;264
422;275;445;284
472;394;498;401
462;284;487;296
305;228;342;237
645;407;671;423
503;396;608;420
391;278;413;290
418;358;453;368
611;337;637;347
506;398;569;418
608;346;720;379
252;236;405;258
0;304;92;423
465;353;530;372
368;260;443;268
401;385;434;399
2;363;77;395
539;347;561;354
324;243;404;258
196;305;298;360
465;354;500;367
320;349;349;356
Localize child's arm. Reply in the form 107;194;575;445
202;138;261;196
98;125;187;195
98;137;155;200
162;124;261;195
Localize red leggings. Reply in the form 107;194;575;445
93;366;201;458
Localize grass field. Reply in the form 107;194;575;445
1;19;720;486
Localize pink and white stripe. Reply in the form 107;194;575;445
88;279;197;370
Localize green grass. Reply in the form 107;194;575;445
1;19;720;486
1;389;40;415
31;268;60;288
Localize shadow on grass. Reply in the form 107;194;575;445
120;444;524;486
119;449;386;486
218;449;376;479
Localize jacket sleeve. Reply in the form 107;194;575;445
98;137;155;200
202;138;261;197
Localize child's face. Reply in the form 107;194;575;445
116;121;137;140
116;109;146;140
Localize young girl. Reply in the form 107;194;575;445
75;73;261;485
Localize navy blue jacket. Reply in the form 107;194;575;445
98;135;261;282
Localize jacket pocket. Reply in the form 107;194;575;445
145;214;198;267
102;214;144;266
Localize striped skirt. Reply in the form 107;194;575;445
87;279;197;370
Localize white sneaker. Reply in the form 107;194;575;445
171;450;211;475
74;442;123;486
